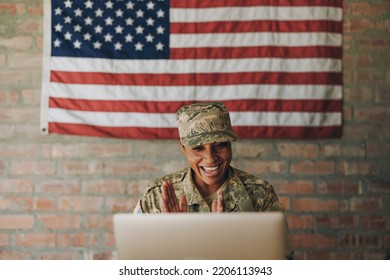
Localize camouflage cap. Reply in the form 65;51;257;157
176;103;238;147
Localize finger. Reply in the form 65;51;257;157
166;181;180;212
217;189;224;212
179;195;188;212
212;200;217;212
161;181;171;212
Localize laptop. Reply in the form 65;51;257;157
113;212;288;260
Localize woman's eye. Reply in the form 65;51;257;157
215;142;228;149
192;146;204;152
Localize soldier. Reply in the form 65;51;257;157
134;102;294;259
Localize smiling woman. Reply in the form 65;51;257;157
134;102;294;259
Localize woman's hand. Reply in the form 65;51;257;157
211;189;224;213
161;181;188;212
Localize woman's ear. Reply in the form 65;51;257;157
179;141;186;155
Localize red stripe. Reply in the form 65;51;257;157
171;20;342;34
51;71;342;86
48;123;342;139
50;98;342;113
170;0;342;8
171;46;342;59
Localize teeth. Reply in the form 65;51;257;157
203;166;219;171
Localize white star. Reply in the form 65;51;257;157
54;8;62;15
135;26;144;34
114;42;123;50
94;25;103;33
126;18;134;25
135;42;143;51
85;17;93;25
73;40;82;49
53;39;62;47
85;0;93;9
74;8;82;17
156;26;165;34
64;0;72;8
95;8;103;17
93;41;102;49
156;42;164;51
146;1;155;10
105;1;114;9
74;24;82;32
84;33;92;41
125;34;133;42
104;33;113;42
156;9;165;18
136;9;144;18
145;34;154;42
115;25;124;34
64;32;72;40
54;23;63;32
146;18;154;26
64;16;72;24
126;1;134;9
105;17;114;26
116;9;124;17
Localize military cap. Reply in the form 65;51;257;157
176;102;238;147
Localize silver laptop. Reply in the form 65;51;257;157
113;212;288;260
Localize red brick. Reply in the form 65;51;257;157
0;36;33;50
16;19;42;33
292;233;336;248
339;161;377;176
0;234;8;246
10;160;56;176
0;70;31;87
104;160;160;176
0;125;14;139
34;197;56;211
317;180;362;195
0;215;34;229
61;160;104;175
277;143;319;159
14;233;56;247
351;3;390;16
0;161;5;176
232;142;274;158
0;108;38;124
361;216;389;229
0;3;25;15
368;181;390;194
278;196;290;210
38;214;81;229
35;180;80;194
241;160;286;174
344;19;375;33
1;144;41;158
0;196;33;211
290;161;334;175
354;107;390;122
339;234;381;248
286;214;313;230
367;142;390;157
21;89;41;105
27;5;43;16
292;198;339;212
89;143;133;157
36;251;84;260
350;197;383;211
8;52;42;68
91;251;114;260
274;180;314;194
316;215;359;229
59;196;103;212
0;179;33;194
0;251;30;260
127;179;150;195
57;233;89;247
105;197;136;212
321;144;365;158
87;215;113;230
84;179;126;194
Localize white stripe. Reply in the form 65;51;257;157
48;109;341;127
51;57;341;73
49;83;342;101
171;6;342;22
171;32;342;48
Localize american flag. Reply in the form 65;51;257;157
41;0;343;139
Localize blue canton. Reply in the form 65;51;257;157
51;0;170;59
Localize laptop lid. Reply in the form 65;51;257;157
113;212;287;260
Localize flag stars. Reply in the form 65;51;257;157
105;1;114;9
126;18;134;25
73;40;82;49
146;1;155;10
135;26;144;34
146;18;155;26
126;1;134;9
95;8;103;17
125;34;133;42
105;17;114;26
93;41;102;49
156;26;165;34
64;32;72;40
114;42;123;50
156;42;164;51
84;17;93;25
136;9;144;18
83;33;92;41
94;25;103;34
64;0;73;8
53;39;62;47
54;23;63;32
74;8;82;17
54;7;62;16
156;9;165;18
115;25;124;34
74;24;82;32
145;34;154;42
85;0;93;9
116;9;124;17
135;42;144;51
104;33;113;42
64;16;72;24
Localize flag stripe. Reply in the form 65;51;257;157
49;84;342;101
170;0;342;8
170;46;342;59
170;6;342;22
49;123;342;139
50;57;341;74
171;20;342;34
49;98;342;113
48;109;341;127
51;71;342;86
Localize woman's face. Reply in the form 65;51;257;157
180;141;232;190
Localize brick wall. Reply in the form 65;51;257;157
0;0;389;259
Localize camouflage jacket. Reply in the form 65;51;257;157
138;166;294;259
